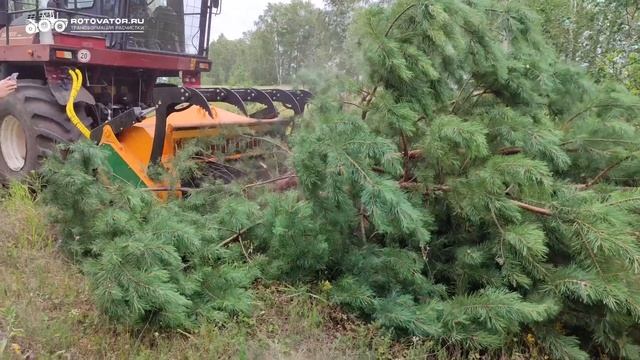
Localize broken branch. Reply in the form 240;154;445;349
399;181;553;216
218;223;262;248
243;174;298;191
576;155;633;190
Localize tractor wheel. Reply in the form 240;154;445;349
0;80;92;182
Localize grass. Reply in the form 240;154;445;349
0;183;434;359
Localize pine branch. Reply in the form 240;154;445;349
450;77;474;113
238;234;251;262
497;146;524;156
576;154;634;190
400;131;411;181
359;204;368;243
343;101;364;109
561;138;640;147
344;151;373;184
218;223;262;247
570;220;604;275
384;3;418;37
398;147;524;160
242;173;298;191
240;135;292;154
398;182;554;215
605;196;640;207
509;200;553;216
563;103;640;129
361;85;379;120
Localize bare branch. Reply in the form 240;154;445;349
141;187;194;192
577;155;633;190
510;200;553;216
343;101;363;109
218;223;262;248
497;146;523;155
399;181;553;216
243;173;298;191
385;3;418;37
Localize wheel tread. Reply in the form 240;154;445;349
0;80;94;180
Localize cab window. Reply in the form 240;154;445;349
65;0;94;10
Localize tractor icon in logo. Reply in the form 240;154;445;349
25;10;68;34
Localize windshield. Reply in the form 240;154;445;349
4;0;208;56
9;0;94;13
126;0;204;55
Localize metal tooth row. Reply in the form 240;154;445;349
197;87;313;119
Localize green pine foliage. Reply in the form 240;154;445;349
42;142;257;329
40;0;640;358
290;0;640;358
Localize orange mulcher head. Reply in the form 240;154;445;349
88;86;217;191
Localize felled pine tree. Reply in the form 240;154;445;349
290;0;640;358
42;141;258;329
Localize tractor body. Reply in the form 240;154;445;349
0;0;310;186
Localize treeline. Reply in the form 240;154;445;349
532;0;640;93
206;0;640;92
203;0;367;86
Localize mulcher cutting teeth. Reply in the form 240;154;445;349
150;86;215;163
197;87;312;119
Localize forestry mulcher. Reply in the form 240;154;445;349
0;0;311;187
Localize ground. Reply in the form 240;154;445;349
0;184;430;360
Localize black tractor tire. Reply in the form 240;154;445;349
0;80;92;182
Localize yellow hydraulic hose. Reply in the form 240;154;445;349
66;69;91;139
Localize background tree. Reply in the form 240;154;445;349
205;0;331;86
203;34;249;85
257;1;329;84
531;0;640;92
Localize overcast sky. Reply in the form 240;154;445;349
210;0;326;40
